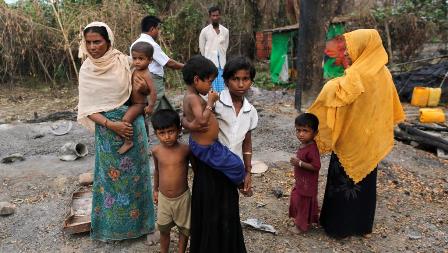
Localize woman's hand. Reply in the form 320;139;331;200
133;75;149;95
108;121;133;138
153;191;158;204
144;105;154;115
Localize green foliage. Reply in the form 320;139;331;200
373;0;447;26
161;2;203;61
371;0;447;61
253;69;295;90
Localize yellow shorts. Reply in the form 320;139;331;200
157;189;191;236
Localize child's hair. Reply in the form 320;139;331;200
141;16;161;33
182;55;218;85
151;109;181;131
222;56;256;82
208;6;220;15
295;113;319;132
83;26;111;44
131;42;154;59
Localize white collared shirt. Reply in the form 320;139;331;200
199;24;229;68
215;89;258;159
130;34;170;77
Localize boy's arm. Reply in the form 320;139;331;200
184;91;218;130
181;116;208;132
165;59;184;70
290;148;321;171
184;145;192;170
152;150;159;204
290;158;317;171
143;72;157;115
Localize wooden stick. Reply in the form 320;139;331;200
51;2;79;81
33;49;56;87
384;20;393;66
393;55;448;67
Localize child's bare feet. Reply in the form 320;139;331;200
288;226;303;235
118;140;133;154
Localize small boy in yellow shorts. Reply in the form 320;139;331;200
151;109;191;253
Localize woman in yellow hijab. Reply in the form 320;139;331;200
308;29;404;238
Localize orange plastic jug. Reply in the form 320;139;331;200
411;87;429;107
419;108;445;123
427;88;442;107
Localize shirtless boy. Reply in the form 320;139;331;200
151;109;191;253
181;55;245;185
118;41;157;154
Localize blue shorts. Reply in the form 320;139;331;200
189;137;245;184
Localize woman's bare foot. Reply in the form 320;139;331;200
118;140;133;154
146;231;160;246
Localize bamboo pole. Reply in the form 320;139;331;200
51;2;79;81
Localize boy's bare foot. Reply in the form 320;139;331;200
118;141;133;154
146;231;160;245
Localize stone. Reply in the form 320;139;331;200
272;187;284;198
407;230;422;240
79;172;93;186
0;202;16;216
1;153;25;164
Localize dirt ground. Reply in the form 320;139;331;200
0;85;447;253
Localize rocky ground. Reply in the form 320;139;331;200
0;85;447;252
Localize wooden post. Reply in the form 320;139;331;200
295;0;344;112
295;29;302;111
295;0;325;111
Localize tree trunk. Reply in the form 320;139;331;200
295;0;345;111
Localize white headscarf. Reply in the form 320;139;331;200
77;22;132;132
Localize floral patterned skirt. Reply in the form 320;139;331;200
91;106;155;241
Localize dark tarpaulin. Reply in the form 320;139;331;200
393;61;448;103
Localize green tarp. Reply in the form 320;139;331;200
269;23;345;84
270;32;293;83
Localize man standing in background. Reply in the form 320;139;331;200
131;16;184;139
199;6;229;92
131;16;184;112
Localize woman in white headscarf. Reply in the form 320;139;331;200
77;22;156;242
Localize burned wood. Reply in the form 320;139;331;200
412;123;448;132
26;111;76;123
396;123;448;152
394;128;448;152
399;123;448;146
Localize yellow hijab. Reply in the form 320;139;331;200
308;29;405;183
